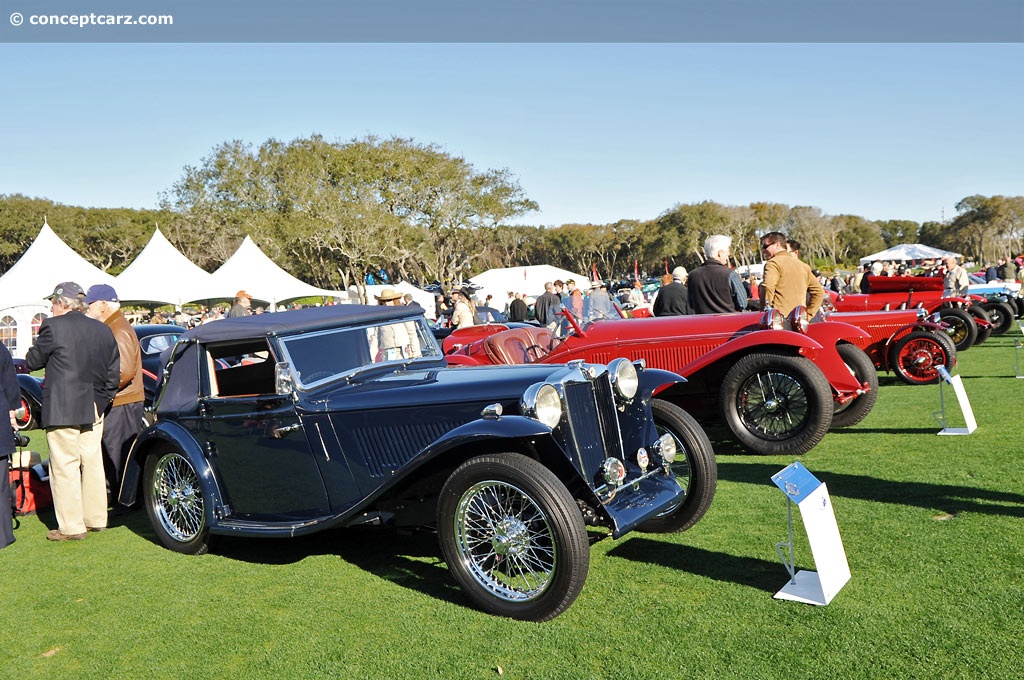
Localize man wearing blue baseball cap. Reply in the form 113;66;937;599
85;284;144;514
26;282;119;541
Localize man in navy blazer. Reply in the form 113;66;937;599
25;281;120;541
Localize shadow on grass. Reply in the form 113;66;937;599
717;461;1024;518
606;538;780;593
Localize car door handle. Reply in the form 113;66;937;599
272;423;301;439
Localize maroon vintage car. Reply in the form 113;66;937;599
829;275;989;351
445;310;878;456
824;307;956;386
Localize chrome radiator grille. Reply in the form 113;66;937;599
563;376;623;482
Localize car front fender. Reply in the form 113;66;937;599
118;420;227;528
17;374;42;407
804;321;872;395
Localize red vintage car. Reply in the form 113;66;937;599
829;275;989;351
825;308;955;386
445;310;877;456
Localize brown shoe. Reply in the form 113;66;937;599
46;529;87;541
86;526;107;532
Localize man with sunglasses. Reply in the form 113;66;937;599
759;232;824;318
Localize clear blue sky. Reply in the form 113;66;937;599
1;43;1020;227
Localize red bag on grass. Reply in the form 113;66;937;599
10;451;52;516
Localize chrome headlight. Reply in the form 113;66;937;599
602;458;626;487
608;357;639;401
787;306;809;333
760;307;784;330
521;383;563;429
657;432;677;464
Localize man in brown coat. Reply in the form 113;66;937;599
85;284;144;512
760;232;824;318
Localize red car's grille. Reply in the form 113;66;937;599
586;343;716;372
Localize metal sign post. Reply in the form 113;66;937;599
770;462;851;606
933;365;978;435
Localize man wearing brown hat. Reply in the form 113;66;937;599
25;282;120;540
228;290;253;318
85;284;144;512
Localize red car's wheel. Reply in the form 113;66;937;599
831;344;878;428
14;394;35;431
889;330;955;385
980;301;1015;335
719;353;833;456
938;307;976;351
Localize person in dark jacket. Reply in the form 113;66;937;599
0;342;20;549
507;293;530;322
652;269;691;316
688;235;747;314
25;282;120;541
533;282;562;327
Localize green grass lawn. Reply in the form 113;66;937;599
4;332;1023;679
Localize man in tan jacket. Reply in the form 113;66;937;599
760;232;824;318
85;284;143;512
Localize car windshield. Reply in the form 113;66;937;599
279;317;442;388
140;333;181;355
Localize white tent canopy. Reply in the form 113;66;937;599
115;227;214;308
0;219;115;307
202;236;342;307
468;265;590;306
859;244;962;264
0;220;117;358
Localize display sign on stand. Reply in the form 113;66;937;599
933;365;977;435
770;462;851;606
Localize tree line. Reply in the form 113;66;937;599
1;135;1021;291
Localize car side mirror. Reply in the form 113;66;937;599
275;362;295;396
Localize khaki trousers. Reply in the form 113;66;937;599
46;411;106;535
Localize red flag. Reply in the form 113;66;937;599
664;258;669;274
634;259;639;282
591;263;601;283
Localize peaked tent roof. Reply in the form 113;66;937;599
0;220;115;308
115;227;214;307
859;243;962;264
201;236;341;305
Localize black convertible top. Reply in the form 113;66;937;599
182;305;422;343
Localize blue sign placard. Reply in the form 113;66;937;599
771;462;822;504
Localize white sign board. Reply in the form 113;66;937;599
771;463;851;606
935;365;977;435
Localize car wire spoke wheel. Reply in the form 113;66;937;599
455;480;555;602
938;307;976;351
144;447;211;554
719;352;832;456
438;453;589;621
889;330;955;385
736;369;809;440
152;452;205;541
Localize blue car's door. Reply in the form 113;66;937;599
199;394;330;519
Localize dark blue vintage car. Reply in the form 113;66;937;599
119;304;716;621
